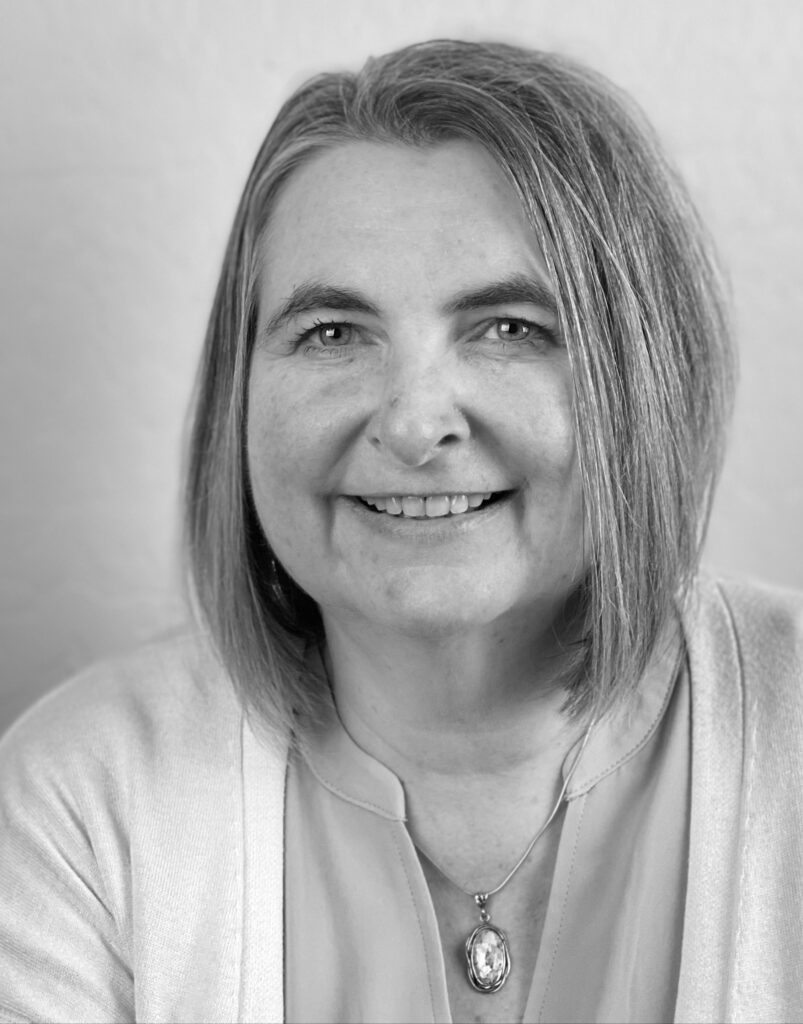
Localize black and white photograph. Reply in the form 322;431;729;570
1;2;802;1021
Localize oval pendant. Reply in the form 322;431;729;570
465;922;511;993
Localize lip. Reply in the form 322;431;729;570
358;492;493;517
340;490;517;539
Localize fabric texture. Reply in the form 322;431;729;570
284;637;690;1023
0;633;287;1024
0;575;802;1023
676;577;803;1023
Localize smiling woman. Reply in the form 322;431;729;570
247;140;583;659
2;39;803;1024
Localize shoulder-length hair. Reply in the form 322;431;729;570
184;39;735;734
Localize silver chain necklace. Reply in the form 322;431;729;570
416;719;595;994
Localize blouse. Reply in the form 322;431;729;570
285;641;688;1022
2;575;803;1022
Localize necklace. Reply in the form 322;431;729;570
417;719;595;994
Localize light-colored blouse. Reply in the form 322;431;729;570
285;646;689;1023
3;576;803;1022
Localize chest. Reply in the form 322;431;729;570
283;684;691;1023
419;826;561;1024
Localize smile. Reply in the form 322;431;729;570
356;492;507;518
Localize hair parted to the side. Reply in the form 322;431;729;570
184;39;735;735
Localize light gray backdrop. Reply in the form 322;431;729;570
2;0;801;733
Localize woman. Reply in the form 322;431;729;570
1;39;801;1024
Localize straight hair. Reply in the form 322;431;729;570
184;40;735;735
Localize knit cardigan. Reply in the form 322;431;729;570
0;575;801;1023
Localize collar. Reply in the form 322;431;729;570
296;634;682;817
295;687;407;821
564;633;683;798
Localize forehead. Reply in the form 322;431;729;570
260;140;550;304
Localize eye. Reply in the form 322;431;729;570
478;317;555;347
499;318;534;341
304;321;355;346
295;319;358;357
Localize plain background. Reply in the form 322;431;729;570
1;0;801;734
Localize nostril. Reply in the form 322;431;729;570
368;388;470;465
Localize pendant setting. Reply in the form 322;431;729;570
464;894;511;993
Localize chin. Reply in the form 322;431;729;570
353;568;514;638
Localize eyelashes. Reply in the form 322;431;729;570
292;315;559;357
298;319;356;348
477;317;556;346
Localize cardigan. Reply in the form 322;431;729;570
0;574;801;1023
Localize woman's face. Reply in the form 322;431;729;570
247;140;586;638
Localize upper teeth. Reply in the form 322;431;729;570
360;493;494;517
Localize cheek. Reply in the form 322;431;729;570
246;400;290;510
246;374;310;563
533;374;578;486
246;367;317;492
245;405;319;583
245;365;344;565
487;365;578;482
507;377;585;559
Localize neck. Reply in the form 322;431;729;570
320;607;586;783
317;608;595;901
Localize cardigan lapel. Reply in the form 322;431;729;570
675;578;745;1022
239;713;288;1023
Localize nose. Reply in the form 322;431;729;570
368;354;469;467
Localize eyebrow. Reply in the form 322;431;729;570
262;284;378;337
261;272;557;337
444;273;557;318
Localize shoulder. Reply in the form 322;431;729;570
1;629;242;748
0;631;246;817
688;571;803;712
0;635;286;1022
702;572;803;624
693;572;803;661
